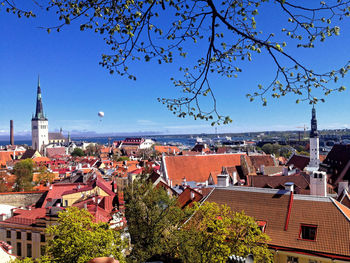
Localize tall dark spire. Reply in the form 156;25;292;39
33;75;47;120
310;106;318;138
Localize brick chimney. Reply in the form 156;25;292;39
10;120;14;146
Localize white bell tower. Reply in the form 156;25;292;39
306;106;320;172
31;76;49;154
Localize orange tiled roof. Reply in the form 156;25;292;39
163;154;245;185
33;157;51;163
154;145;180;154
0;151;13;166
206;187;350;258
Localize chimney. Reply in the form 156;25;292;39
10;120;14;146
190;191;195;200
232;171;237;185
282;167;289;176
310;171;327;197
217;173;229;187
338;181;349;196
260;164;265;175
284;182;294;193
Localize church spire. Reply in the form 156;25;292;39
33;75;47;120
310;105;318;138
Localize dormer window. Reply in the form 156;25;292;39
257;221;267;233
299;224;317;241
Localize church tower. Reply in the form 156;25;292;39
307;106;320;171
31;76;49;154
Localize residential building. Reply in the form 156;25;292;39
205;185;350;262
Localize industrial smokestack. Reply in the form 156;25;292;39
10;120;14;146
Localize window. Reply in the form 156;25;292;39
27;243;32;257
299;224;317;241
257;221;267;233
40;234;46;242
27;232;32;241
287;256;298;263
6;230;11;239
17;242;22;257
16;231;21;240
7;241;11;246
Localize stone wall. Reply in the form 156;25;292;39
0;192;45;207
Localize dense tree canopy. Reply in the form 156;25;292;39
14;207;125;263
174;202;273;263
13;159;34;191
43;207;125;263
2;0;350;123
124;177;186;262
71;147;85;157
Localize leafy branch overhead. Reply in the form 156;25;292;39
2;0;350;124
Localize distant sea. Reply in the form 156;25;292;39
0;136;197;147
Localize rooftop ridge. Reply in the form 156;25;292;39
215;186;332;202
330;197;350;222
164;153;245;158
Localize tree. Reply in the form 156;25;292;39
124;177;186;263
71;147;85;157
35;166;55;185
2;0;350;124
85;144;99;156
174;202;273;263
0;171;12;192
13;159;34;192
43;207;125;263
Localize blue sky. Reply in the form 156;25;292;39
1;1;350;135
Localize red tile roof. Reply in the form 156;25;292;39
250;174;310;194
4;208;47;225
0;152;13;167
154;145;180;154
177;187;203;208
163;154;245;185
46;147;66;158
206;187;350;258
286;154;310;170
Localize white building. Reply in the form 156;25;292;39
31;77;49;154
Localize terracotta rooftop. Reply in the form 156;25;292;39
163;154;245;185
0;152;13;167
286;154;310;170
205;187;350;259
154;145;180;154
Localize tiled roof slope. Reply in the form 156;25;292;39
0;152;13;167
206;187;350;258
249;155;276;171
250;175;310;194
323;144;350;184
286;154;310;170
46;147;66;158
163;154;245;185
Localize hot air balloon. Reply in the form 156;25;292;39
98;111;104;121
